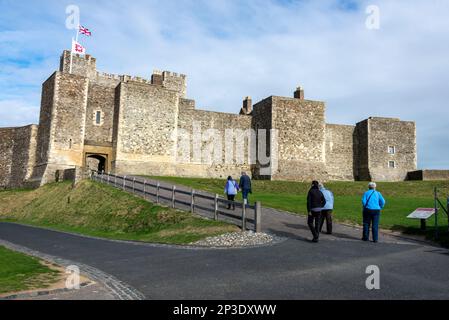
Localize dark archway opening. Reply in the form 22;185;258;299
86;154;107;173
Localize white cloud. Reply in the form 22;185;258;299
0;100;39;127
0;0;448;168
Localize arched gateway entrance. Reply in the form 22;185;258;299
86;154;108;173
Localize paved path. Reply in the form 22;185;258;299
1;221;449;299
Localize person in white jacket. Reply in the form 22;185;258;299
319;183;334;235
224;176;239;210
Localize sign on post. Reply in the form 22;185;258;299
407;208;436;230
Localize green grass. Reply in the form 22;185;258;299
0;246;60;295
0;180;238;245
149;176;449;246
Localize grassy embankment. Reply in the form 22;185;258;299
0;246;61;295
0;180;238;245
151;176;449;245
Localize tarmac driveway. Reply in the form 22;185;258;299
1;222;448;300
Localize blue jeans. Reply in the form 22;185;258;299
242;189;250;203
363;209;380;242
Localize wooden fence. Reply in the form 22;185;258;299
92;172;262;233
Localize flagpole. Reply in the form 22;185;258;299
76;23;80;43
69;38;74;74
69;24;79;74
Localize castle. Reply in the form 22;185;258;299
0;50;419;189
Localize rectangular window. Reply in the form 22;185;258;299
388;146;396;154
96;111;101;125
388;161;396;169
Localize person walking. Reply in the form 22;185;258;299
224;176;239;210
319;183;334;235
307;181;326;243
362;182;386;243
239;172;252;204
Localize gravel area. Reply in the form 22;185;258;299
192;231;279;248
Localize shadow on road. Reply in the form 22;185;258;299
281;222;362;242
265;228;311;243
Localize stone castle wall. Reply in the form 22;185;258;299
31;71;89;185
365;117;416;181
112;81;180;176
176;108;253;179
270;97;328;181
325;124;357;181
251;97;273;179
408;170;449;181
0;50;422;188
0;125;38;189
0;128;15;188
84;83;116;145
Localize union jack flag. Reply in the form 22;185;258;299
79;25;92;36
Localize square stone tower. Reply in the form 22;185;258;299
355;117;417;181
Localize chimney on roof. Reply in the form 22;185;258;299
294;86;304;100
240;96;253;115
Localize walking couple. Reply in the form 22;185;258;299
307;181;334;243
224;172;252;210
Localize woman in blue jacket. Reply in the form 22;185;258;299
362;182;386;243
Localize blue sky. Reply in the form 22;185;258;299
0;0;448;169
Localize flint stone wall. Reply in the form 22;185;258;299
0;125;38;189
177;108;253;178
112;81;180;175
366;117;416;181
271;97;327;181
325;124;356;181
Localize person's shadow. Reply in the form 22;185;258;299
282;222;362;241
266;227;312;243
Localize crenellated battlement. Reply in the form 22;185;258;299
162;71;187;80
60;51;186;95
60;50;97;78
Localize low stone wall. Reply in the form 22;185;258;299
0;125;38;189
408;170;449;181
55;167;89;185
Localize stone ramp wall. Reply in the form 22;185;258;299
0;125;38;189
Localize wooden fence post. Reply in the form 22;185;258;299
143;180;146;200
191;190;195;213
114;174;117;187
214;194;219;221
123;176;126;191
156;182;160;203
172;186;176;208
255;201;262;233
242;199;247;231
107;172;110;183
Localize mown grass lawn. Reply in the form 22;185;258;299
0;246;60;295
0;180;238;245
150;176;449;245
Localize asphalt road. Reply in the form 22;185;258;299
1;222;448;300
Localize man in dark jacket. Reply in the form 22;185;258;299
307;180;326;243
239;172;252;204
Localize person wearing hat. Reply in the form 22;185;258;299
362;182;386;243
